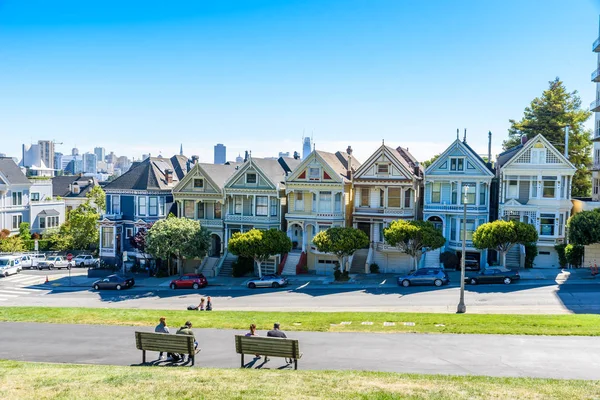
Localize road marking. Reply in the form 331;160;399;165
296;282;310;290
380;279;387;285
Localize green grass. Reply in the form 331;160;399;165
0;306;599;335
0;360;598;400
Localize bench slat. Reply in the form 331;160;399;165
234;335;301;358
135;331;195;354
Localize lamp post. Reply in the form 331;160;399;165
457;185;468;314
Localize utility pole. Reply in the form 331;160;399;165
457;185;468;314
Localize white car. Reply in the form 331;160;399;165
0;256;21;277
73;254;99;268
246;274;288;289
38;256;72;270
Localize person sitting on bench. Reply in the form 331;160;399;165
175;321;198;362
266;323;287;338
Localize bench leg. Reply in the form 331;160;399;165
294;359;297;370
142;350;146;364
240;353;244;368
191;355;195;366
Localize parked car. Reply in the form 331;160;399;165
397;268;450;287
92;274;135;291
19;255;33;270
455;255;480;271
465;267;520;285
247;274;288;289
170;273;208;289
73;254;99;268
30;254;46;269
0;256;21;277
37;256;72;270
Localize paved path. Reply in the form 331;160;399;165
1;322;598;380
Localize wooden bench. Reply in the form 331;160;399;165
135;331;199;366
235;335;302;370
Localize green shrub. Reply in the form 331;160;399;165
524;243;538;269
554;244;567;268
232;256;255;277
369;263;379;274
439;251;458;270
565;244;584;268
333;263;350;281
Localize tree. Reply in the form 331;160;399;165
86;185;106;213
146;216;210;275
18;222;31;241
0;235;24;253
227;228;292;278
44;229;72;251
472;220;538;267
384;220;445;270
129;225;152;266
312;227;369;273
568;209;600;245
502;78;592;197
60;203;100;250
422;154;441;169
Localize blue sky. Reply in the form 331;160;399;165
0;0;598;164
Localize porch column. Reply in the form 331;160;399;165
384;186;388;208
194;200;199;220
475;182;480;206
316;191;320;213
302;224;308;252
252;194;256;216
224;228;229;250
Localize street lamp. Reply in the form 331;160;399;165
457;185;468;314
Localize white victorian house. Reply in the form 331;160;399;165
497;134;576;268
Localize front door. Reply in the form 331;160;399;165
357;222;371;242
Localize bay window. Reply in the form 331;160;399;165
431;183;441;203
184;200;194;219
540;214;555;236
102;227;114;249
138;196;147;216
360;188;369;207
270;198;277;216
112;195;120;214
319;192;332;212
404;189;411;208
197;202;205;219
256;196;268;216
543;180;556;198
149;197;158;216
388;188;401;208
507;180;518;199
234;196;243;214
295;192;304;211
334;193;342;212
214;202;222;219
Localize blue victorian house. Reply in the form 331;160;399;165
99;155;189;266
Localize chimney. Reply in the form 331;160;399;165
520;135;528;145
165;169;173;184
346;145;353;155
71;182;80;195
413;161;421;177
487;131;492;167
346;146;353;180
293;151;300;160
191;155;199;164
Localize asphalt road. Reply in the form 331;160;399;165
1;321;598;380
1;273;599;313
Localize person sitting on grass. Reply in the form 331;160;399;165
206;296;212;311
198;298;205;311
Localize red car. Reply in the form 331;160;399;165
169;273;208;290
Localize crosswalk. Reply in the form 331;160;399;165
0;274;48;301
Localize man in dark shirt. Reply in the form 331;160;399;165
266;323;287;338
175;321;198;362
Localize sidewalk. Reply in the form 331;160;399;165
1;321;598;380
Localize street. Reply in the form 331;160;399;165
1;269;599;314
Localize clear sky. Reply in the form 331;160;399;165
0;0;599;164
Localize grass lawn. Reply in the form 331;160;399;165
0;306;599;335
0;360;598;400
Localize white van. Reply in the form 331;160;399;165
0;256;21;277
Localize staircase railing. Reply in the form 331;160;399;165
213;250;228;276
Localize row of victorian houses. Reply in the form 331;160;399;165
98;132;576;276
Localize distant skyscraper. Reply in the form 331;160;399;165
72;147;79;156
38;140;54;170
83;153;98;173
279;152;290;158
235;154;243;163
65;159;84;175
21;143;41;168
302;137;312;160
94;147;105;163
54;152;63;171
214;144;226;164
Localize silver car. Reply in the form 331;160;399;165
397;268;450;287
247;274;288;289
38;256;72;270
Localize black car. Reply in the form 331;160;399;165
92;274;135;290
456;255;480;271
465;267;520;285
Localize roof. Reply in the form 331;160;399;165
496;144;523;169
387;146;421;176
0;157;30;185
38;209;60;216
315;151;362;182
196;163;240;189
462;141;495;173
52;175;99;198
104;155;189;191
252;157;303;185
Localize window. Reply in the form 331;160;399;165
312;193;317;212
256;196;268;216
451;182;458;204
479;184;486;205
560;176;566;198
377;164;389;174
450;217;457;241
404;189;411;208
462;184;476;205
379;189;384;207
431;182;441;203
193;179;204;188
388;188;401;207
31;192;40;202
460;219;475;241
44;216;59;228
507;180;518;199
450;158;464;171
138;197;147;215
334;193;342;212
360;188;370;206
309;167;320;181
531;148;546;164
102;227;114;249
559;214;564;236
319;191;332;212
40;217;45;229
270;198;277;216
12;192;22;206
149;197;158;216
540;214;555;236
234;195;243;214
125;227;133;239
295;192;304;211
112;195;121;214
531;180;538;198
197;202;205;219
184;200;195;218
543;180;556;198
246;173;257;184
158;197;165;216
214;202;221;219
12;215;22;229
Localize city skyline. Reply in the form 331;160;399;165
0;1;597;166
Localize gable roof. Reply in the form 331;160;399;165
354;144;420;180
498;134;576;171
103;155;189;191
425;139;494;176
174;162;240;193
52;175;99;198
0;157;30;185
315;150;362;182
225;157;302;189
